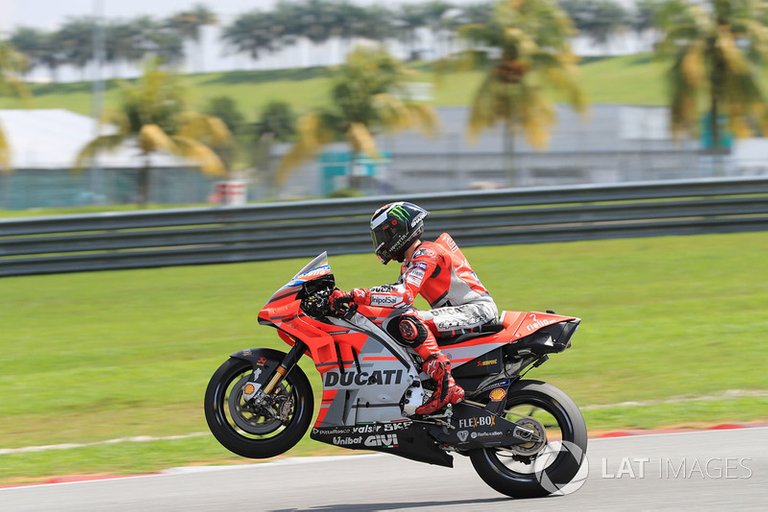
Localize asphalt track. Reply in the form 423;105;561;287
1;428;766;511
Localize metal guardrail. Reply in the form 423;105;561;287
2;177;767;277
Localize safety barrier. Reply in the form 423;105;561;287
2;177;767;277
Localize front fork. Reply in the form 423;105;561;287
262;340;307;394
240;340;307;401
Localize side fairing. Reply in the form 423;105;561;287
513;311;578;337
314;313;419;427
437;311;578;369
442;341;512;369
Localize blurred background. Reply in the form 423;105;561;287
0;0;766;209
0;0;766;487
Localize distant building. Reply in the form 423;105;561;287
2;106;766;209
275;105;767;197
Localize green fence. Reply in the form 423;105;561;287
0;167;217;210
319;151;392;195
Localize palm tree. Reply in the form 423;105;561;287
350;5;396;45
148;28;186;66
56;17;97;81
458;0;586;181
296;0;344;45
38;32;67;83
75;63;232;206
8;27;45;77
0;43;29;172
421;1;458;58
655;0;768;151
395;4;428;60
105;20;138;78
459;1;496;26
633;0;666;37
167;4;218;71
557;0;628;48
204;96;246;175
222;10;285;64
256;101;297;143
251;100;297;194
277;47;437;190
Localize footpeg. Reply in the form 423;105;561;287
444;403;454;423
423;403;456;430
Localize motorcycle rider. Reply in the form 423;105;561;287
330;201;499;416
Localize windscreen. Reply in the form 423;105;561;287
265;252;333;304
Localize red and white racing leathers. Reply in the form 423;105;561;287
351;233;498;337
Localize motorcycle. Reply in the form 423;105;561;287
205;253;587;498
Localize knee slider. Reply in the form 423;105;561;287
396;315;429;347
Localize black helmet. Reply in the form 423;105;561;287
370;202;429;264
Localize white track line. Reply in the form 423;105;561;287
3;429;768;493
0;454;388;492
1;389;765;456
0;433;209;455
580;389;768;411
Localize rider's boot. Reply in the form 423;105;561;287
413;335;464;416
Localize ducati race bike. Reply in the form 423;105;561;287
205;253;588;498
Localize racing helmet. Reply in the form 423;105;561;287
369;202;429;264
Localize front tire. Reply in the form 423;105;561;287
204;353;314;459
470;380;588;498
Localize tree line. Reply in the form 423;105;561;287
5;4;216;81
2;0;670;82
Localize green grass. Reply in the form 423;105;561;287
0;198;317;219
576;54;668;106
0;54;670;119
0;204;211;219
3;53;768;121
1;232;766;483
0;67;337;117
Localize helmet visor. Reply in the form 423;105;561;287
371;226;392;264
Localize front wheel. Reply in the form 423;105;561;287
470;380;588;498
204;352;314;459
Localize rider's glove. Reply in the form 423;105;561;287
329;289;353;314
330;288;367;314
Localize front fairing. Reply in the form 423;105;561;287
258;252;335;325
267;252;334;304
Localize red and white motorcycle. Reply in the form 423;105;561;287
205;253;587;498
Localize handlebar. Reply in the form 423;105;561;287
332;300;358;320
300;287;331;317
299;280;357;319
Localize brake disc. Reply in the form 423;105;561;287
228;374;289;435
507;417;547;457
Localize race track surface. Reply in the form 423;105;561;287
2;428;766;511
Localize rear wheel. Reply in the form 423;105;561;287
204;353;314;459
470;380;588;498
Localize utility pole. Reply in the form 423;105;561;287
90;0;106;204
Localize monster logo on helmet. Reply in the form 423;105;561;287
389;206;409;222
370;202;429;264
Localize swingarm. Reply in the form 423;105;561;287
426;401;542;451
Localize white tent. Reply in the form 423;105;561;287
0;109;188;169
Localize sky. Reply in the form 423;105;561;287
0;0;641;32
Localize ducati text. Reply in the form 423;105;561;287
324;370;404;387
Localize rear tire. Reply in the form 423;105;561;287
470;380;587;498
204;353;314;459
